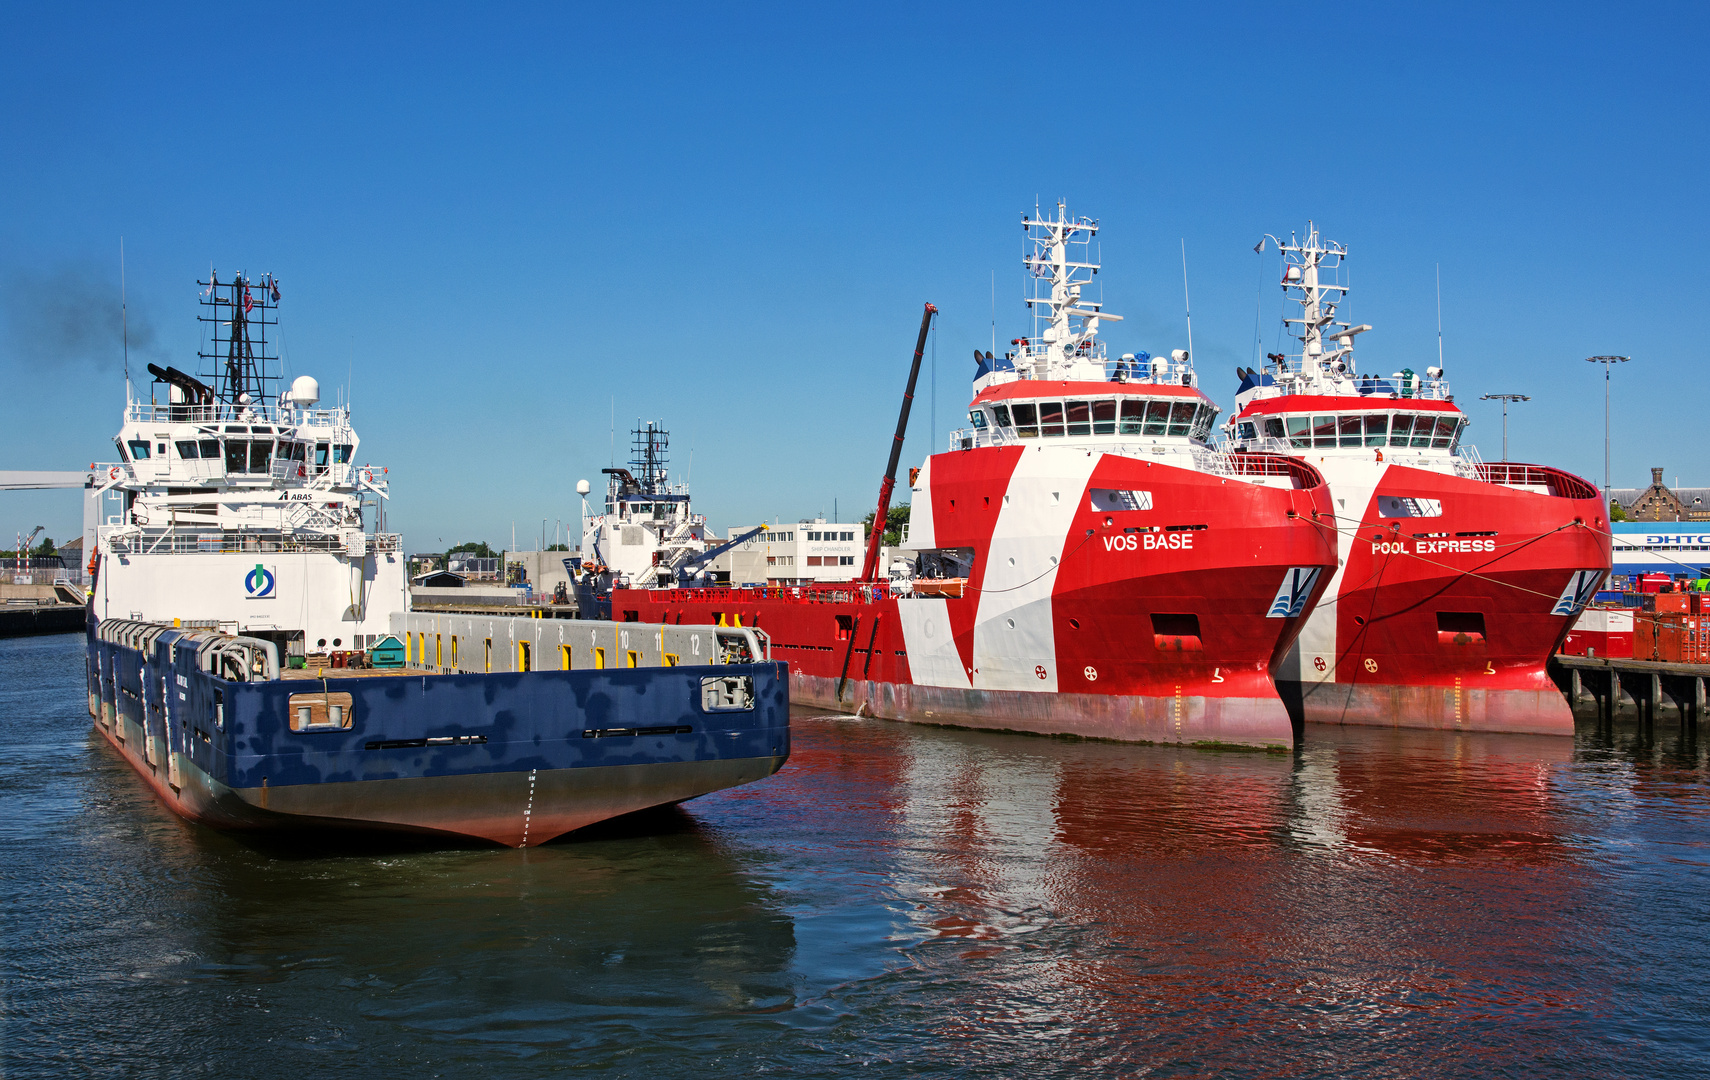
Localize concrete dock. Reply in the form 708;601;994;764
1554;654;1709;725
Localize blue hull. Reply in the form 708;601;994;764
85;619;790;846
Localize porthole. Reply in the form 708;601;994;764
1069;618;1080;629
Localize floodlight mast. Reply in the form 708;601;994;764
1583;356;1630;512
1479;393;1530;461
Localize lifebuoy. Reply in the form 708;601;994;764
108;466;121;481
360;468;374;485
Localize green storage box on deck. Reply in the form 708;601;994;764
369;634;406;668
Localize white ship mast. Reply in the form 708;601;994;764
982;202;1195;392
1253;222;1448;401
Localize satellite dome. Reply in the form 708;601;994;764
290;375;321;406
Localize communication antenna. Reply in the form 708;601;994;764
1180;239;1195;359
990;269;996;356
1436;263;1444;370
120;237;129;392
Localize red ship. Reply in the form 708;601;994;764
595;206;1339;749
1226;224;1610;734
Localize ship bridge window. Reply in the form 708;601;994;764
1363;414;1388;446
968;409;988;429
225;440;248;472
992;404;1013;429
1012;402;1039;438
1263;417;1285;440
1312;415;1339;447
1066;400;1091;436
114;438;129;462
175;441;199;459
334;444;353;464
314;442;329;470
1093;399;1116;434
127;440;151;460
1143;400;1171;436
1236;421;1257;441
1168;402;1196;437
1285;416;1311;448
249;439;273;473
198;438;219;459
1432;416;1459;448
1119;399;1145;435
1191;405;1218;441
1339;415;1363;447
1039;401;1065;436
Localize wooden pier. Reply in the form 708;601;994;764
1553;655;1709;724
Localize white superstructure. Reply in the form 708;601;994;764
88;271;405;657
579;422;712;588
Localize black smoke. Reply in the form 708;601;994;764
0;263;164;371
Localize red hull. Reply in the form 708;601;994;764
1277;460;1610;735
614;446;1339;749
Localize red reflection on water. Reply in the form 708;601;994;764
801;718;1600;1069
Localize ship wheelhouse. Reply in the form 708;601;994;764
1227;397;1468;458
966;384;1220;446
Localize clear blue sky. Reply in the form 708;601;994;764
3;3;1705;551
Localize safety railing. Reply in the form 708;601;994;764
102;529;402;556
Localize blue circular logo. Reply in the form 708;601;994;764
245;563;276;598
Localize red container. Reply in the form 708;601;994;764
1684;616;1710;665
1653;613;1687;664
1656;593;1690;614
1694;593;1710;615
1635;615;1657;661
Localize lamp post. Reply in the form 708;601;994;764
1584;355;1630;513
1479;394;1529;461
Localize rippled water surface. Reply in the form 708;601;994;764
5;632;1709;1077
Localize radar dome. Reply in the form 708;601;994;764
290;375;321;405
576;479;591;496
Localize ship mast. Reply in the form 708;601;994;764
1274;223;1362;391
1016;202;1123;380
197;271;281;410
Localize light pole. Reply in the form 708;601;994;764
1479;394;1529;461
1584;356;1630;512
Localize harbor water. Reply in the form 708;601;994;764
4;632;1708;1077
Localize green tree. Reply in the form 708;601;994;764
448;541;498;558
31;537;56;558
1610;500;1627;522
546;543;569;551
861;504;911;547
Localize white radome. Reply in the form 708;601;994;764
290;375;321;405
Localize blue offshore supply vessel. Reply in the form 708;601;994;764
82;270;788;846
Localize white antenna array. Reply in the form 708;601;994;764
1436;263;1445;370
1180;239;1194;360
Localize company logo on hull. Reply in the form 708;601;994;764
1268;567;1323;618
1551;569;1605;616
245;563;277;599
